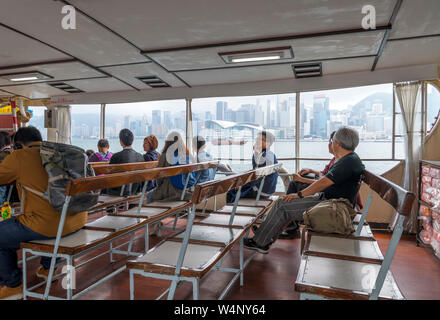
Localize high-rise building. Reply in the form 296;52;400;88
124;115;130;129
216;101;227;120
205;111;213;121
163;111;172;129
312;94;330;138
152;110;162;125
266;100;271;128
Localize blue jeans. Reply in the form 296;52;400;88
0;217;58;288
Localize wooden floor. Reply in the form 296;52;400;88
21;216;440;300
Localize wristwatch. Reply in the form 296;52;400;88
298;191;304;199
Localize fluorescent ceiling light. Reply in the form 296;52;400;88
219;46;293;64
231;55;282;63
10;76;39;81
0;71;52;82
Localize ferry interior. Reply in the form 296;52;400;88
0;0;439;302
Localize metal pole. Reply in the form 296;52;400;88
185;98;193;154
100;103;106;139
295;92;300;172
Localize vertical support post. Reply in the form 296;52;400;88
66;256;73;300
229;186;242;226
295;92;300;173
239;237;244;286
180;172;191;201
185;98;193;155
22;249;27;300
192;278;199;300
144;224;149;252
43;196;71;299
129;270;135;300
355;190;373;236
136;181;149;221
254;176;266;206
392;83;396;159
110;242;114;262
6;184;13;202
168;204;197;300
370;215;405;300
100;103;106;139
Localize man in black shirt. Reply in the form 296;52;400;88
244;126;365;254
107;129;144;196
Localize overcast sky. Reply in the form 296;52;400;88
30;83;396;117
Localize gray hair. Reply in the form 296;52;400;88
333;127;359;151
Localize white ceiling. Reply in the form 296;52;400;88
0;0;438;102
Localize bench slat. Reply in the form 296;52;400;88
127;241;223;278
305;235;384;263
84;215;146;232
173;225;243;246
295;255;404;300
197;214;255;228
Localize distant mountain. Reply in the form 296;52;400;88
351;92;393;116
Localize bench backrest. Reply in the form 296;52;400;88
362;170;415;216
92;161;158;175
192;163;282;205
66;161;219;196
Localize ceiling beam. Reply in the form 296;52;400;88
0;59;77;72
371;0;403;71
142;26;391;54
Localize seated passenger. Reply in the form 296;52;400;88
244;127;365;254
227;131;278;202
0;127;87;300
0;132;13;204
149;131;196;202
192;135;232;184
86;149;94;158
107;129;144;196
143;134;160;191
88;139;112;162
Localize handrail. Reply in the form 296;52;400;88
66;161;219;196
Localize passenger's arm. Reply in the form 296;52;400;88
283;176;334;202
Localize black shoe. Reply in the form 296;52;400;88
277;229;301;239
243;238;270;254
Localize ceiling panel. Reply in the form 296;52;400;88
389;0;440;39
63;78;133;92
0;61;105;86
148;31;384;71
0;83;66;99
69;0;395;50
174;57;374;86
99;62;186;89
377;38;440;69
0;0;148;67
0;27;69;67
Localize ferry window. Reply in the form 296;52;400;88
104;100;186;153
192;94;296;192
300;84;395;161
427;83;440;134
70;104;101;152
27;106;47;140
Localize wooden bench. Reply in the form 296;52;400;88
127;163;282;300
295;170;415;300
87;161;159;215
20;160;219;300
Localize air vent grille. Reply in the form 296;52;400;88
137;76;170;88
48;82;84;93
292;63;322;79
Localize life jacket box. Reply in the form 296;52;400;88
195;193;227;212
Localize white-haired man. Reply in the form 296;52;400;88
244;126;365;254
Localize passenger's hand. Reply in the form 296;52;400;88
291;173;302;182
298;168;311;175
283;193;299;202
